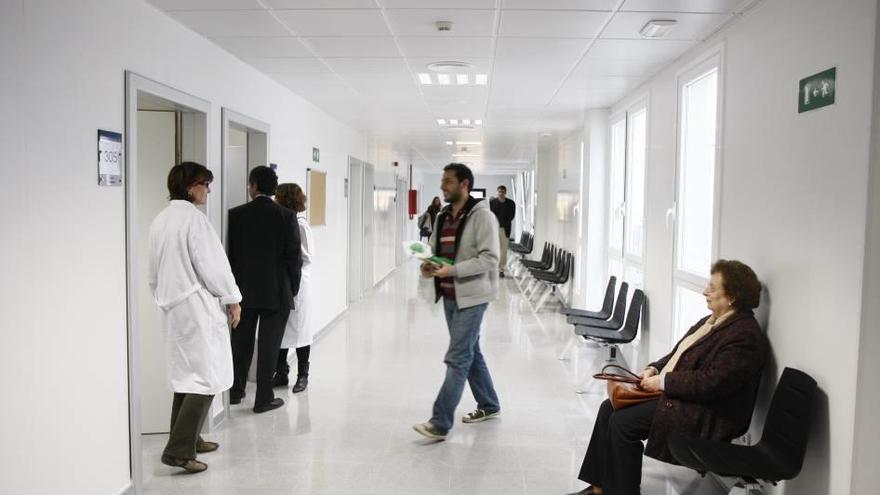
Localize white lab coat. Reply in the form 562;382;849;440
148;200;242;395
281;213;314;349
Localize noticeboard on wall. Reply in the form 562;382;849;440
307;168;327;226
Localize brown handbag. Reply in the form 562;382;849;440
592;364;662;410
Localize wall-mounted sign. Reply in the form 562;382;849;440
799;67;836;113
312;147;320;163
97;130;123;186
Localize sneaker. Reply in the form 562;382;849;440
412;422;447;440
462;409;500;423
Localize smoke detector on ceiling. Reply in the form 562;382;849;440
639;19;677;38
435;20;453;32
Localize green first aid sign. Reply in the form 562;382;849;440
799;67;836;113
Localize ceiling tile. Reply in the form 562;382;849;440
273;9;391;36
621;0;746;14
587;38;694;61
271;72;348;87
148;0;262;10
305;36;400;57
602;12;731;40
500;9;609;37
397;36;493;58
385;9;496;37
169;10;289;37
264;0;377;8
495;37;589;66
245;57;329;73
381;0;496;7
212;36;313;57
502;0;617;9
574;54;665;76
324;57;410;73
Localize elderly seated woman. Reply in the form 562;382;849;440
567;259;767;495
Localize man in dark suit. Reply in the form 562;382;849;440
227;166;302;413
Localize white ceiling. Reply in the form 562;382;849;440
148;0;756;171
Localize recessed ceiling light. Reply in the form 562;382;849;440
456;141;481;145
449;119;459;125
474;120;483;126
456;74;469;85
639;19;677;39
452;153;481;157
437;119;446;125
418;73;432;84
427;61;473;73
437;73;451;85
475;74;488;85
541;132;553;137
445;141;453;145
462;119;471;125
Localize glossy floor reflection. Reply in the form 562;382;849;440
142;265;726;494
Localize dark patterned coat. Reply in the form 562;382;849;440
645;311;767;464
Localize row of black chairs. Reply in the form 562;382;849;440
560;275;818;493
512;240;574;311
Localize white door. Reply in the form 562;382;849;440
348;158;364;302
136;110;176;434
363;163;375;291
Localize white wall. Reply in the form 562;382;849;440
851;3;880;493
0;0;369;493
605;0;878;492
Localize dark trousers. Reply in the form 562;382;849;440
163;393;214;460
276;345;311;375
231;307;290;406
578;398;658;495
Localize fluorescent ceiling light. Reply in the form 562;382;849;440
456;141;481;145
639;19;677;39
474;120;483;125
418;73;432;84
452;153;481;157
475;74;488;85
437;74;451;85
445;141;453;145
456;74;469;85
437;119;446;125
462;119;471;125
449;119;458;125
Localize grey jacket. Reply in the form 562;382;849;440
429;197;500;308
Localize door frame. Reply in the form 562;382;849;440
124;71;211;494
221;108;270;239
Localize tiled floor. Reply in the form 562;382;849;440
142;265;727;494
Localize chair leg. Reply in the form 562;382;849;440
557;334;579;360
534;285;554;312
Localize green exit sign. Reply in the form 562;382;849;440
799;67;836;113
312;147;320;163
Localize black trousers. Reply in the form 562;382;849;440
578;398;658;495
231;307;290;406
276;345;311;375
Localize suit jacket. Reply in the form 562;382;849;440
645;311;767;464
227;196;302;311
489;197;516;237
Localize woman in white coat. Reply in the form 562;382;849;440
273;183;314;393
148;162;242;473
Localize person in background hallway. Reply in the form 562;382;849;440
148;162;242;473
273;183;315;393
418;196;442;242
489;185;516;278
567;260;767;495
227;166;302;414
413;163;501;441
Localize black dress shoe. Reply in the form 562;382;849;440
565;486;598;495
229;392;245;405
253;397;284;413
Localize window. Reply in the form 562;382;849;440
607;103;648;289
671;58;721;341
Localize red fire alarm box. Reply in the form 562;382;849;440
408;189;418;217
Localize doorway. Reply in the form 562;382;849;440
346;157;376;302
221;108;270;234
124;72;211;492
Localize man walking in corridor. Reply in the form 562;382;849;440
413;163;501;441
489;184;516;278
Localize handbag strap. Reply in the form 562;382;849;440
592;364;643;384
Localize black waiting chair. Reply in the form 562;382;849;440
567;282;629;329
528;252;574;311
574;289;644;346
562;276;616;320
510;232;533;254
521;243;555;270
667;367;818;494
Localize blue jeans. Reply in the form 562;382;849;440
430;299;500;433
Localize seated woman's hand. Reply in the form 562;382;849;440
640;375;662;392
639;367;658;380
